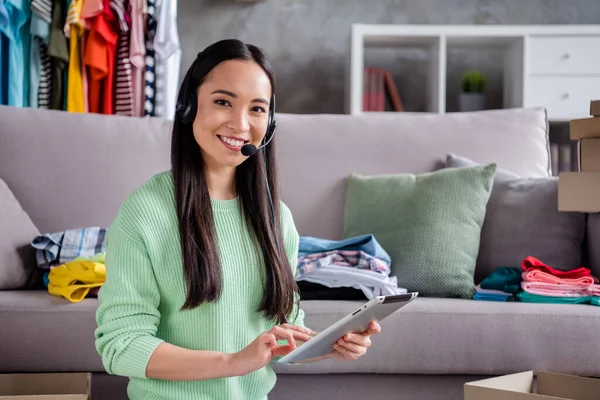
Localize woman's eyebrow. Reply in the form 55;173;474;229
211;89;269;105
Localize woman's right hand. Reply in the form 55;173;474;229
230;324;313;376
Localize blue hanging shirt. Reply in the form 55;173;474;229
0;0;31;107
0;1;9;105
29;12;49;108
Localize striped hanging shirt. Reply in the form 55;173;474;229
111;0;134;116
30;0;53;108
31;0;52;23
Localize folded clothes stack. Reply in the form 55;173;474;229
516;256;600;306
473;266;522;302
296;234;407;300
31;227;107;302
45;254;106;302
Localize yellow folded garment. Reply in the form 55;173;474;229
48;259;106;302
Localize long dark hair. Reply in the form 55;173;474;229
171;39;298;325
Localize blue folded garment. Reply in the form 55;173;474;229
473;292;514;302
298;234;391;264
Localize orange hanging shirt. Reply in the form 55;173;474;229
83;0;118;114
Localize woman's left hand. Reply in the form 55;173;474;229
329;321;381;362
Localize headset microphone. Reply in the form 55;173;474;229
241;120;277;156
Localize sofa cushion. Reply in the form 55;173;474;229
2;291;600;377
342;164;496;298
0;290;103;372
446;154;586;284
0;106;551;241
272;298;600;377
274;108;551;240
585;213;600;279
0;178;40;290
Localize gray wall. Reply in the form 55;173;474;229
178;0;600;115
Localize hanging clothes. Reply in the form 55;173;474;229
84;0;118;114
64;0;87;113
30;0;53;109
31;0;52;19
153;0;180;120
0;33;8;105
0;1;9;106
143;0;156;117
129;0;144;116
1;0;177;117
1;0;31;107
48;0;69;110
112;0;134;116
80;0;102;113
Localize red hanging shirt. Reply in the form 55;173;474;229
84;0;118;114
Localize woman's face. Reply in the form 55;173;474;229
192;59;272;169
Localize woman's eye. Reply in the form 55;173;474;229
252;106;266;113
215;99;230;106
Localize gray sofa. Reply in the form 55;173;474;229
1;104;599;400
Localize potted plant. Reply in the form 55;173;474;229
459;70;486;112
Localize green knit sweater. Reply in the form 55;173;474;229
94;171;305;400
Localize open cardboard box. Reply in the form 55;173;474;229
464;371;600;400
0;373;90;399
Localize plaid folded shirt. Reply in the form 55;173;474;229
31;227;107;268
296;249;391;278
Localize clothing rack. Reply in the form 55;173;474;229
0;0;181;120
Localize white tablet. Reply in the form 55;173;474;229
276;292;418;364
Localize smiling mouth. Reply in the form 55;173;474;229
217;135;249;148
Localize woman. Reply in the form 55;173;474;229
95;39;380;400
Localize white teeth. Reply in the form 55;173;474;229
220;136;244;147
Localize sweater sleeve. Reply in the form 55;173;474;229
94;201;165;379
280;201;306;329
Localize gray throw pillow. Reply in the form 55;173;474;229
446;153;586;283
0;178;41;290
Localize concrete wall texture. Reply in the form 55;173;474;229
178;0;600;114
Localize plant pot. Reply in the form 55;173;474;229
458;93;485;112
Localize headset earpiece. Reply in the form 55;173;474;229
176;57;201;125
179;91;197;125
266;94;276;139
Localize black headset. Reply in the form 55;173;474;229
174;54;281;253
175;55;277;157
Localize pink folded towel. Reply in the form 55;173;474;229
522;281;600;297
522;270;596;286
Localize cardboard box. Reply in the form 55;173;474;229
558;172;600;212
570;117;600;140
591;100;600;117
0;373;90;399
578;138;600;172
464;371;600;400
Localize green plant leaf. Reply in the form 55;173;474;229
461;70;486;93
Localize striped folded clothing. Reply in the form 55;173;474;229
521;281;600;297
296;249;391;278
522;270;597;286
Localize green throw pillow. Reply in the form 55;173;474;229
343;163;497;298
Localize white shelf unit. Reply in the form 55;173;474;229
347;24;600;121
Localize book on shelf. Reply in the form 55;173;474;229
362;67;404;112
